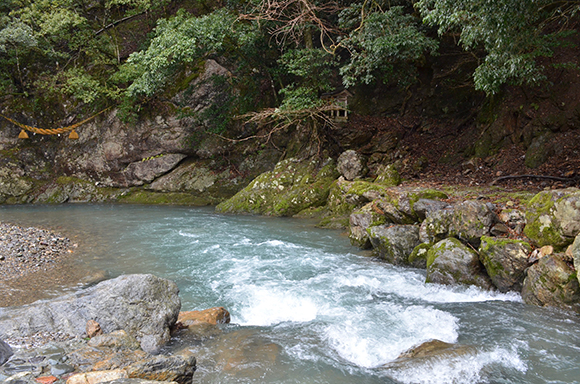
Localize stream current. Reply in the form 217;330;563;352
1;204;579;384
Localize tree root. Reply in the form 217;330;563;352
491;174;579;185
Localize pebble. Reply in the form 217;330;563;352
0;223;72;281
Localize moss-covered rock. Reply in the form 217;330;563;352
33;177;120;204
0;167;33;203
118;190;213;205
374;188;448;225
368;224;420;265
374;164;401;186
408;243;431;269
426;238;493;289
521;254;580;313
216;158;339;216
349;203;387;249
524;188;580;250
420;200;498;246
478;236;532;292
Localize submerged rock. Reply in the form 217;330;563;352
521;254;580;313
382;339;477;371
478;236;532;292
426;238;492;289
0;274;180;354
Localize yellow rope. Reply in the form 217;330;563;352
0;107;111;136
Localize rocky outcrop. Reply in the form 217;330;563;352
420;200;498;246
337;150;367;181
521;254;580;313
478;236;532;292
368;225;420;265
0;166;33;204
216;158;339;216
426;238;492;289
524;188;580;250
122;154;187;186
0;274;180;354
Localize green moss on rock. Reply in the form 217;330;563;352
216;158;340;216
118;190;213;205
408;243;431;269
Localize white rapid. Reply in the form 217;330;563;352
1;204;579;384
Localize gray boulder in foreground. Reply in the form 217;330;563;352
0;274;180;354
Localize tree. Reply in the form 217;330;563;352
415;0;580;94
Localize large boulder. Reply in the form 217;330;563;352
478;236;532;292
368;225;420;265
216;158;339;216
420;200;498;246
524;188;580;250
0;274;180;354
521;254;580;313
337;150;367;181
426;238;493;289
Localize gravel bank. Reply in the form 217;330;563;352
0;222;74;281
0;222;89;307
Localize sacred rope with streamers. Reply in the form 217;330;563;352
0;107;111;139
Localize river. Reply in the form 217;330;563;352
1;204;579;384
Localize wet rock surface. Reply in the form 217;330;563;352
0;274;181;354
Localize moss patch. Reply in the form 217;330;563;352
118;190;213;206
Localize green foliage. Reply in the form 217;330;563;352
122;9;251;98
339;5;438;87
415;0;580;94
278;48;336;110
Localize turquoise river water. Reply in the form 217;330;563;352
1;204;579;384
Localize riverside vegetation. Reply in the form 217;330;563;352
2;0;580;383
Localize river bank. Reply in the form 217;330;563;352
0;223;98;308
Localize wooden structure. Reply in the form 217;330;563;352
321;89;352;122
